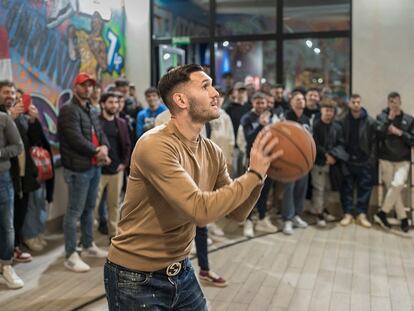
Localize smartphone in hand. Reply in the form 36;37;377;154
22;94;32;113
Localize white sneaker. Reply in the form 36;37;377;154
243;219;254;238
1;265;24;289
81;242;108;258
207;237;213;246
340;214;353;226
255;216;278;233
207;223;225;237
64;252;90;272
283;221;294;235
323;211;336;222
317;219;327;228
293;215;308;228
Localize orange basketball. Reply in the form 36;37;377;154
267;121;316;182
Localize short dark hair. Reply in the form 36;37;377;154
157;64;204;111
144;87;160;97
0;80;15;91
16;88;24;95
99;92;118;104
350;93;361;99
388;91;400;100
272;84;284;90
290;91;304;101
221;71;233;78
115;78;130;88
306;87;320;94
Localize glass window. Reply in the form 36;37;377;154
215;0;277;36
284;0;350;33
283;38;350;99
153;0;209;39
156;43;210;80
215;40;276;87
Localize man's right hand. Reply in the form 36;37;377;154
248;128;283;178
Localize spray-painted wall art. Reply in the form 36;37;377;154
0;0;126;153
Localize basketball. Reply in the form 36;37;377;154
267;121;316;182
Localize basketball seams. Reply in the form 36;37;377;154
271;127;311;170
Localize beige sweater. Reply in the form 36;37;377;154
108;121;263;271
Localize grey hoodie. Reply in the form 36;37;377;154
0;112;23;173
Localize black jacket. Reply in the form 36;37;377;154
58;96;109;172
339;108;377;166
376;108;414;161
240;110;269;157
285;109;311;130
313;119;348;166
313;119;349;191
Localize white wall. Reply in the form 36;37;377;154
124;0;151;105
353;0;414;115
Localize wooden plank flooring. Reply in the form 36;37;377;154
1;222;414;311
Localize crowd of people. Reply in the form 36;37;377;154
0;65;413;296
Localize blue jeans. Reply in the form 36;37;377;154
0;171;15;264
104;259;208;311
281;175;309;221
98;188;108;226
252;177;272;220
340;163;374;215
63;167;101;256
21;183;47;240
195;227;209;271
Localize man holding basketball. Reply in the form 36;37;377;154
104;64;282;311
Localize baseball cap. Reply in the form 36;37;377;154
233;82;246;90
74;73;96;86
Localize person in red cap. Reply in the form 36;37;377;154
58;72;110;272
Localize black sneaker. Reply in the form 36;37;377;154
374;211;391;230
401;218;410;233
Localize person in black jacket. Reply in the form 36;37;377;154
281;91;311;235
373;92;414;233
311;98;348;227
58;73;110;273
338;94;377;228
240;92;278;237
13;89;55;253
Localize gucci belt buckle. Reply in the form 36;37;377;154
166;262;182;277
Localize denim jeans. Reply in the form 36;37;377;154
0;171;15;264
253;177;272;220
104;259;208;311
21;183;47;240
195;227;209;271
340;163;374;215
63;167;101;256
281;175;309;221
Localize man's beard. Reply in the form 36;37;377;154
188;97;219;124
0;98;14;109
104;108;117;116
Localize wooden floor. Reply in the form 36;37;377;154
2;219;414;311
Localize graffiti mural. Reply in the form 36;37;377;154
0;0;126;154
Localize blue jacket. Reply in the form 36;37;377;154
135;104;167;139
